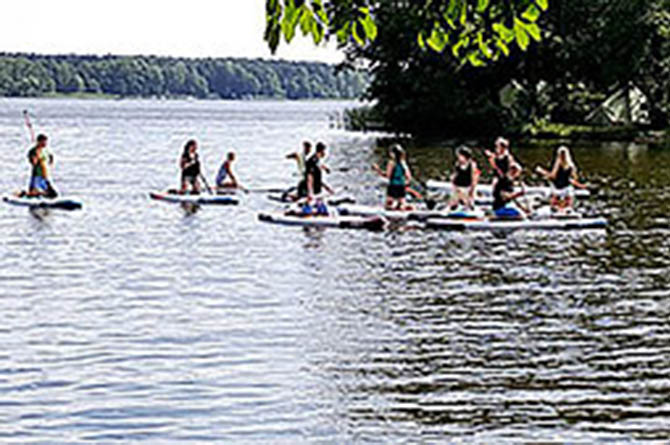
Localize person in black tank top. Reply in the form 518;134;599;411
179;139;202;194
485;137;519;179
300;142;333;200
448;146;479;210
535;146;588;213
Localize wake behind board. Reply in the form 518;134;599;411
149;191;239;206
258;212;386;230
426;180;591;198
3;194;83;211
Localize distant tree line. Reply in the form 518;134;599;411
0;53;369;99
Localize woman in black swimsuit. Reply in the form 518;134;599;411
180;139;201;194
448;146;480;210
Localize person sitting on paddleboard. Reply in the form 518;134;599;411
27;134;57;198
485;137;519;179
492;163;529;220
535;146;587;213
448;146;480;210
372;144;413;211
216;151;244;192
180;139;201;194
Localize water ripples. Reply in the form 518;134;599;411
1;99;669;443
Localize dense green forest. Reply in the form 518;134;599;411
269;0;670;138
0;53;369;99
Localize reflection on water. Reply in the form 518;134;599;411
1;99;669;443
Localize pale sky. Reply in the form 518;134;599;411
0;0;342;63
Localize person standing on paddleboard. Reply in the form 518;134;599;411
295;142;333;215
180;139;202;194
485;137;519;179
27;134;57;198
282;141;312;201
535;146;588;213
216;151;244;192
373;144;414;211
448;146;480;210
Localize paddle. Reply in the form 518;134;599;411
199;174;214;195
23;110;36;143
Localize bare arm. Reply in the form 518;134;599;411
371;163;386;178
470;161;480;197
570;169;588;189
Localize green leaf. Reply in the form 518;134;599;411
300;8;314;36
359;14;378;41
446;0;460;22
351;21;365;46
514;20;530;50
523;22;542;41
417;31;426;50
522;5;541;22
452;36;469;57
493;23;515;43
477;0;490;13
427;26;449;52
477;32;493;59
336;24;349;45
495;38;510;56
536;0;548;11
459;0;467;26
467;51;486;67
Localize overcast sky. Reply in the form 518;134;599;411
0;1;342;62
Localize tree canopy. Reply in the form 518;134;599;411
0;53;369;100
265;0;550;66
269;0;670;136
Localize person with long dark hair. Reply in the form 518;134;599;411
373;144;413;210
179;139;201;194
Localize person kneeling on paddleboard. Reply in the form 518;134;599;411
216;151;244;192
448;146;480;210
535;146;587;214
492;163;529;220
27;134;58;198
373;144;414;211
179;139;202;194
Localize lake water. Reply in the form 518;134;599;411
0;98;669;443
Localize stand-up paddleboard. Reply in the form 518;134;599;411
426;180;591;198
149;191;239;206
337;204;485;222
3;194;83;211
267;192;356;206
425;216;607;231
258;212;386;230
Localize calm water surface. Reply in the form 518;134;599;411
0;99;669;443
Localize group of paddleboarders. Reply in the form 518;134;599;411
15;128;587;221
177;139;244;195
281;141;334;215
369;136;588;219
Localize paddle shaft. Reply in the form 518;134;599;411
23;110;35;143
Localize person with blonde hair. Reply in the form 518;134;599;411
535;146;588;212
